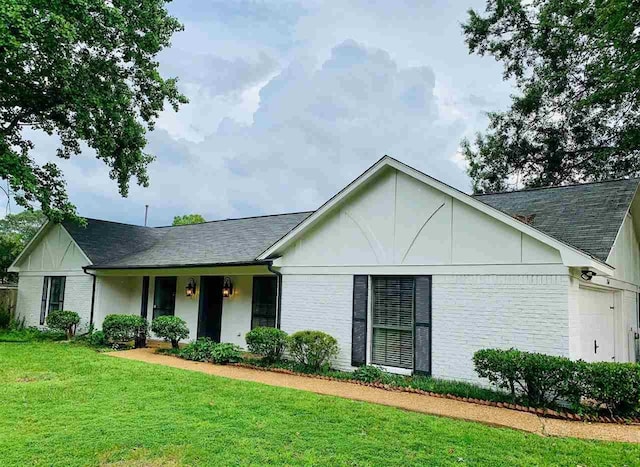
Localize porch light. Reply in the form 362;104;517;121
222;277;233;298
185;278;197;297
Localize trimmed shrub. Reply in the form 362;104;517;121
210;343;242;364
46;310;80;339
0;307;10;329
179;339;242;364
578;361;640;416
151;316;189;349
245;327;288;362
352;365;388;383
102;314;148;344
89;330;107;347
288;330;339;370
474;348;578;406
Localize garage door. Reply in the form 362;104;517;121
578;287;616;362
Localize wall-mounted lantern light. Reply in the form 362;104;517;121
222;276;233;298
185;278;197;298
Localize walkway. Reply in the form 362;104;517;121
108;347;640;444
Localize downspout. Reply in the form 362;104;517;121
267;262;283;329
83;268;97;329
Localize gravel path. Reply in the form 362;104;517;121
108;347;640;444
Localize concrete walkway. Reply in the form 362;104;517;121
108;348;640;444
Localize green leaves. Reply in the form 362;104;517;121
462;0;640;192
172;214;206;226
1;0;186;218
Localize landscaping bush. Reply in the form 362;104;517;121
210;343;242;364
578;361;640;416
352;365;388;383
102;314;148;344
473;348;577;407
151;316;189;349
46;310;80;339
89;330;107;347
245;327;288;362
179;338;214;362
179;339;242;364
288;330;339;370
0;307;10;329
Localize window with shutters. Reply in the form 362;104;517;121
371;276;414;369
40;276;66;325
251;276;277;328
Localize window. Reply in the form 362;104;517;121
40;276;66;325
371;276;414;369
251;276;277;328
153;277;177;319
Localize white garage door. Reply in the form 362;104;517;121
578;287;616;362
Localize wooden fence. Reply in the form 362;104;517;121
0;286;18;318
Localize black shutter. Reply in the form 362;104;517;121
40;277;50;325
351;275;368;367
140;276;150;319
414;276;432;375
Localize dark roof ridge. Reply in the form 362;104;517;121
154;210;315;229
473;177;640;197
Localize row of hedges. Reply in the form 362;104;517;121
245;327;339;370
179;339;242;364
474;348;640;416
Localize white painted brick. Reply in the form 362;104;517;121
16;275;94;332
280;274;354;370
432;274;570;382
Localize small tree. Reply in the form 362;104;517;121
151;316;189;349
172;214;206;226
46;310;80;339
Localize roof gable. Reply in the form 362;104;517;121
474;179;639;262
258;156;615;275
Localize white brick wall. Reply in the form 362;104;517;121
280;274;354;370
432;274;570;382
16;274;94;332
16;275;43;328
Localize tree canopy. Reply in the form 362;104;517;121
1;0;187;221
461;0;640;193
172;214;206;226
0;210;46;283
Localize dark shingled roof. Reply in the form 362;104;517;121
474;178;639;261
63;177;638;269
64;212;312;269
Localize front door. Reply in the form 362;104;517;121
153;276;176;319
198;276;224;341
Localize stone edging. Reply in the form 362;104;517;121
231;362;640;425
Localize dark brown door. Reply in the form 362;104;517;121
198;276;224;341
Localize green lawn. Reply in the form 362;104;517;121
1;344;638;466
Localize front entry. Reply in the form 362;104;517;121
198;276;224;341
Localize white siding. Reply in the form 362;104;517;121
607;214;640;286
432;275;570;382
278;168;562;267
220;275;254;348
14;224;89;272
280;275;354;370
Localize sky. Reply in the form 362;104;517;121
15;0;514;227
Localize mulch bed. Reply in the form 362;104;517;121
232;361;640;425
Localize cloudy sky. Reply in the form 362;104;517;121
20;0;514;226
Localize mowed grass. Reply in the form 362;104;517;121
0;344;639;467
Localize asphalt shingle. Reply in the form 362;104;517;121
64;212;311;268
474;178;639;262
